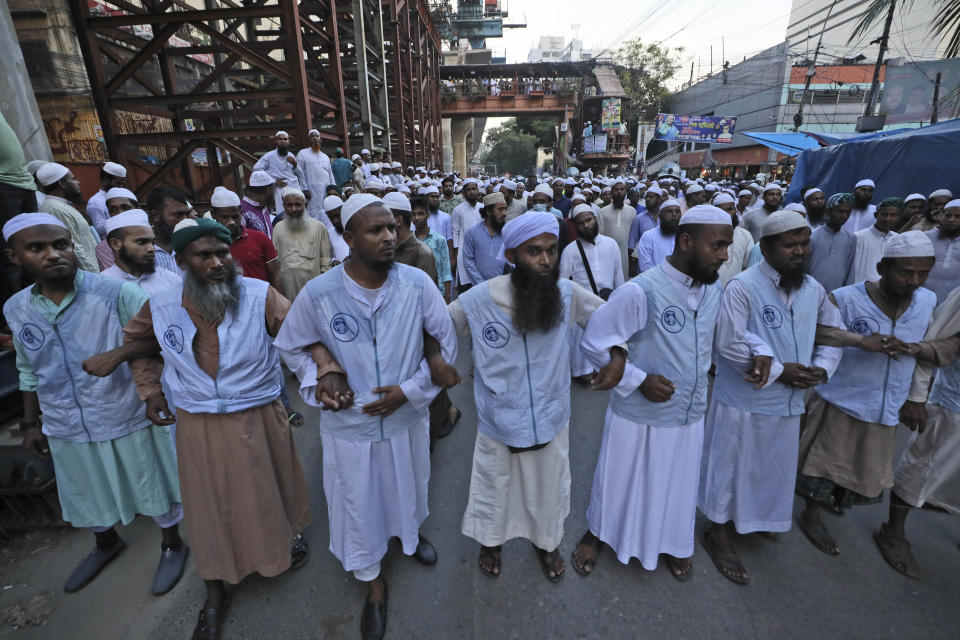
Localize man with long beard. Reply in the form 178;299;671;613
572;205;733;582
252;131;308;213
452;212;613;583
274;194;456;640
806;193;856;293
634;199;682;273
460;192;507;288
698;211;844;585
100;209;182;294
846;178;877;233
296;129;334;221
803;187;827;228
597;178;633;277
119;217;311;639
272;187;333;301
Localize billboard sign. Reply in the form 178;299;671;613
654;113;737;143
880;59;960;124
601;98;622;131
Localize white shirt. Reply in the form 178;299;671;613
559;234;624;293
86;189;109;237
329;227;350;263
852;226;897;283
718;226;754;285
634;226;675;273
845;204;877;233
451;200;482;249
295;148;335;199
428;210;453;242
100;264;182;296
252;149;307;212
598;204;635;277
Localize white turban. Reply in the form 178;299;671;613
36;162;70;187
105;187;137;203
882;230;935;259
3;212;67;242
498;211;559;262
341;193;384;229
323;195;343;211
103;161;126;178
904;193;926;203
249;170;275;187
104;209;150;236
712;192;735;206
679;204;732;226
210;186;241;208
383;191;411;212
762;210;808;238
855;178;876;189
803;188;822;200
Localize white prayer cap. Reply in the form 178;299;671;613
534;183;553;197
946;199;960;209
784;202;807;215
210;186;241;208
275;130;289;137
105;187;137;202
341;193;385;229
26;160;47;175
249;170;275;187
104;209;150;236
399;185;411;194
498;211;559;262
855;178;876;189
563;177;576;186
761;210;808;238
280;186;305;201
36;162;70;187
173;218;198;234
679;204;732;226
102;161;126;178
712;192;735;206
392;161;402;168
571;193;587;204
501;179;517;191
2;212;67;242
351;154;361;161
882;230;935;259
572;203;594;218
646;186;663;196
738;189;752;197
590;186;601;194
660;198;681;210
462;177;479;186
370;162;381;171
323;195;343;211
685;184;705;195
308;128;320;136
803;188;823;200
929;188;953;199
610;178;627;187
763;183;783;193
361;148;371;155
705;184;719;192
421;185;439;195
748;182;761;190
601;186;612;193
904;193;926;203
383;191;411;212
364;177;386;189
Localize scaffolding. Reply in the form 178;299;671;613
66;0;442;200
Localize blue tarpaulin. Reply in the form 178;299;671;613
786;119;960;203
741;131;822;156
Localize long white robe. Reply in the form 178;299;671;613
851;225;896;284
296;147;335;220
253;149;307;213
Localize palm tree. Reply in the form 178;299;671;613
851;0;960;57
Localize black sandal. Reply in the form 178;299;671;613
664;555;694;582
700;530;749;585
533;544;564;583
290;534;310;569
478;545;501;578
571;530;603;577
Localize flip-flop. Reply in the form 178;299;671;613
570;530;603;577
533;545;564;583
664;555;694;583
700;530;749;585
478;545;501;578
796;516;839;555
287;410;305;428
873;524;921;578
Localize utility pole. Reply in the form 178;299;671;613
863;0;896;117
794;0;836;132
931;72;942;124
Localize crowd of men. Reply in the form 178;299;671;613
1;120;960;640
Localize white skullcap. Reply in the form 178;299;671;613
646;186;663;196
280;186;305;201
679;204;732;226
601;186;612;193
483;192;505;207
36;162;70;187
341;193;384;229
173;218;198;234
904;193;926;203
104;209;150;235
399;185;411;194
323;195;343;211
462;178;479;186
534;183;553;197
3;212;67;242
421;185;439;195
308;128;320;136
392;161;402;168
930;188;953;199
563;177;575;186
275;130;289;137
803;188;822;200
210;186;241;208
249;170;275;187
705;184;719;192
351;154;361;161
501;179;517;191
712;192;735;206
784;202;807;215
105;187;137;202
761;210;808;238
25;160;47;175
590;186;601;194
571;194;587;204
660;199;681;210
611;178;627;187
685;184;704;194
361;148;371;155
102;161;126;178
369;163;381;171
498;211;559;262
364;177;386;189
763;183;783;193
749;182;761;190
882;230;935;259
855;178;876;189
738;189;752;197
571;203;594;217
946;199;960;209
383;191;411;212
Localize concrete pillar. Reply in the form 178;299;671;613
441;118;453;173
450;116;473;175
0;3;51;160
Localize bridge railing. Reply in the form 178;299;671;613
440;77;581;103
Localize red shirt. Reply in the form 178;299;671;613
230;228;277;282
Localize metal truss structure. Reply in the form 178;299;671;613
67;0;442;200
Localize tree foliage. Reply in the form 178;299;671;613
514;117;558;150
481;119;539;175
615;39;683;126
851;0;960;58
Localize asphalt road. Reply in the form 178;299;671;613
3;334;960;639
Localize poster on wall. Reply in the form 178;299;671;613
880;59;960;124
601;98;622;131
654;113;737;143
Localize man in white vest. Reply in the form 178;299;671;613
698;210;844;585
274;194;456;640
572;205;733;582
99;209;182;295
796;231;938;555
3;214;187;597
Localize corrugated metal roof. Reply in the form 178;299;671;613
592;65;627;97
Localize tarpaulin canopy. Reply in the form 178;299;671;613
741;131;822;156
786;119;960;204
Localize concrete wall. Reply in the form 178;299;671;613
0;2;51;161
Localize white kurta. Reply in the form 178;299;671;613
253;149;307;213
86;189;109;237
296;148;334;220
852;226;897;284
597;204;634;277
717;226;754;285
697;260;844;533
451;200;482;285
328;227;350;263
634;227;675;273
274;266;457;578
100;264;182;296
580;260;708;567
844;204;877;233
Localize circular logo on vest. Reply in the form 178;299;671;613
851;315;880;335
761;305;783;329
163;325;185;353
330;313;359;342
482;321;510;348
18;323;44;351
660;306;686;333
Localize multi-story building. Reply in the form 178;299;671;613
527;36;591;63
